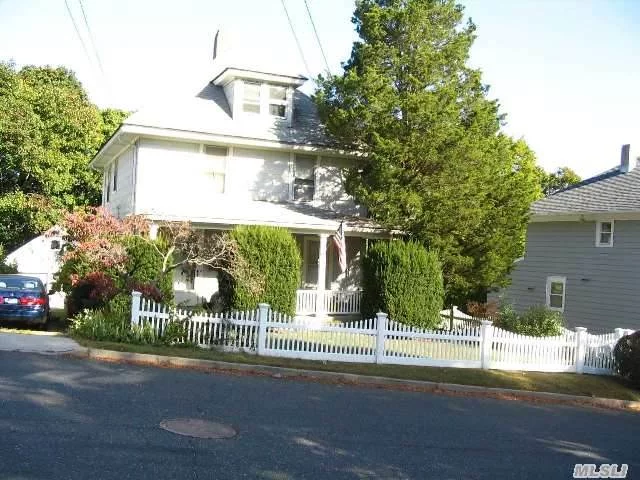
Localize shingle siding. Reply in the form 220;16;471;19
495;221;640;332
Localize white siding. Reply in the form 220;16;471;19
317;156;363;215
135;139;204;216
5;232;66;309
227;147;290;201
103;145;135;218
133;138;363;220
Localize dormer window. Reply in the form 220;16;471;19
243;81;261;113
269;85;287;118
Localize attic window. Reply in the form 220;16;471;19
50;240;61;250
243;82;261;114
269;86;287;118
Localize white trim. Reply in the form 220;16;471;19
595;220;614;247
288;152;295;201
546;276;566;312
212;68;307;87
531;212;640;222
90;124;361;168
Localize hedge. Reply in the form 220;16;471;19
361;240;444;328
221;225;301;316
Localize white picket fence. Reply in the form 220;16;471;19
130;292;634;375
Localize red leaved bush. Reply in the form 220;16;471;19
61;208;149;271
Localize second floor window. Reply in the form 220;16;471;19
269;85;287;118
294;155;316;201
596;220;614;247
204;145;227;194
243;82;261;114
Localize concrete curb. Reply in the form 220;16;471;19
66;348;640;413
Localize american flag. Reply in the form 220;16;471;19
332;221;347;273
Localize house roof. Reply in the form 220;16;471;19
90;82;340;168
139;200;391;236
127;83;332;145
532;165;640;217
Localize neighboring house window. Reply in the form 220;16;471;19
294;155;316;201
112;158;119;192
204;145;227;193
546;276;566;311
106;166;111;202
596;220;614;247
268;85;287;118
243;81;261;113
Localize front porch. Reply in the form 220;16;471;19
153;199;390;316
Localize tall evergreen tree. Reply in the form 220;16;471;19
315;0;541;305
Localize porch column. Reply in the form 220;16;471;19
316;233;328;317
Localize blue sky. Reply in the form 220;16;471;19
0;0;638;177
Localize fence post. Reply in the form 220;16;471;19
574;327;587;374
375;312;388;364
257;303;270;356
131;291;142;326
480;320;493;370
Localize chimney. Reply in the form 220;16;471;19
620;144;633;173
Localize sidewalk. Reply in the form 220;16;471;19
0;331;83;354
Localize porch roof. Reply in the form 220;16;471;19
141;200;391;236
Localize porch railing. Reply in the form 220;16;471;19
296;289;362;315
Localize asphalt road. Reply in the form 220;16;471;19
0;351;638;480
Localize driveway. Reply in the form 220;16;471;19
0;331;82;354
0;351;638;479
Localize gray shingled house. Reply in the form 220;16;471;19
492;145;640;332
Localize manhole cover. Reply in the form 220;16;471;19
159;418;237;439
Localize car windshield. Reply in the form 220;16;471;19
0;278;42;290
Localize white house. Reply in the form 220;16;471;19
4;227;66;309
89;33;391;316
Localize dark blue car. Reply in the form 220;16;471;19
0;275;50;327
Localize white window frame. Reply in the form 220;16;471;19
201;144;228;194
268;85;288;118
292;154;318;202
242;81;261;114
546;276;566;312
595;220;614;247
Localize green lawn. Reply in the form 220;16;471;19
75;337;640;401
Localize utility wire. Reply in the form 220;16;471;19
64;0;95;71
303;0;331;76
78;0;107;79
279;0;312;77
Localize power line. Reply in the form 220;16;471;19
303;0;331;75
64;0;95;71
279;0;312;77
78;0;107;79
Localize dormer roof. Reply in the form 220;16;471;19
212;67;307;88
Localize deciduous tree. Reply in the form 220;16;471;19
0;62;128;250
